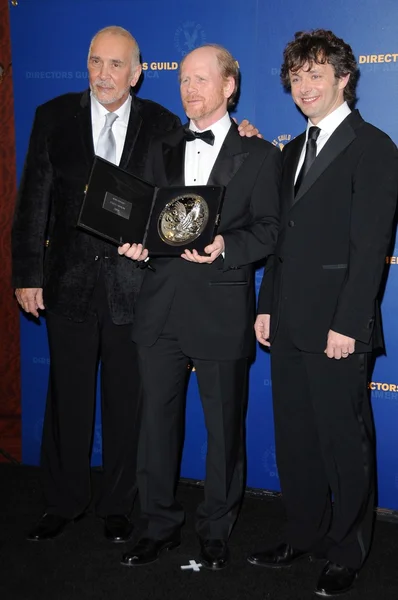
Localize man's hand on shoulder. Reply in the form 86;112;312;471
325;329;355;360
255;314;271;347
234;118;263;139
118;243;149;262
15;288;44;318
181;235;225;263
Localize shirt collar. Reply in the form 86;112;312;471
307;101;351;138
189;112;231;140
90;92;132;125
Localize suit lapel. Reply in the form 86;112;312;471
160;120;249;187
76;90;95;167
119;95;143;170
207;122;249;187
162;128;186;186
293;112;358;206
284;133;305;208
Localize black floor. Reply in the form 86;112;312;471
1;465;397;600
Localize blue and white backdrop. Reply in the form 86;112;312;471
10;0;398;508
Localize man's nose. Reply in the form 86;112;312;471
300;78;312;94
99;64;110;79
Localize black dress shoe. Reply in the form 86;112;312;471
27;513;71;541
199;539;230;570
247;542;310;568
104;515;133;543
314;561;358;597
121;535;180;566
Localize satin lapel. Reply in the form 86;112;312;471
119;96;143;170
207;124;248;187
284;133;305;208
162;128;186;186
293;117;356;206
76;90;95;167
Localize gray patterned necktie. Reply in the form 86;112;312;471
96;112;119;164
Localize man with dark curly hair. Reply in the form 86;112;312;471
248;29;398;597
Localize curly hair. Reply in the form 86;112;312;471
281;29;359;104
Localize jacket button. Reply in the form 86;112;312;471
288;220;295;227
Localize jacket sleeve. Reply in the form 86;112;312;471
331;134;398;343
11;105;53;288
257;255;275;315
222;144;281;269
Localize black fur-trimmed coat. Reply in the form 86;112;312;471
12;89;181;324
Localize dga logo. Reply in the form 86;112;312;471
272;134;293;151
262;444;279;479
174;21;206;57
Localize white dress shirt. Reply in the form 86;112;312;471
91;93;131;166
294;101;352;183
184;112;232;185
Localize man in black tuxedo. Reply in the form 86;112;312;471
118;44;281;569
11;25;180;543
248;30;398;597
12;27;257;543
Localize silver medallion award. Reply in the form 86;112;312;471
78;156;225;255
158;194;209;246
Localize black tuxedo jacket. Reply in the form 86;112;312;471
132;121;281;360
258;110;398;353
12;89;181;324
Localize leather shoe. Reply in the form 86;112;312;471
104;515;133;543
314;561;358;597
247;542;310;568
199;538;230;570
121;535;180;566
27;513;71;541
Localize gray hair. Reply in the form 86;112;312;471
87;26;140;73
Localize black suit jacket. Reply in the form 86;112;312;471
132;121;281;360
12;89;181;324
258;110;398;353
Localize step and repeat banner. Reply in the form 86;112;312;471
9;0;398;508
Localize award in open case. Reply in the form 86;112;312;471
77;156;225;256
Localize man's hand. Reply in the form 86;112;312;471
234;118;263;139
325;329;355;360
15;288;44;318
118;243;149;261
255;314;271;347
181;235;225;264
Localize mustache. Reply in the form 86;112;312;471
93;80;116;89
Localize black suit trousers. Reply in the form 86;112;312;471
270;318;375;570
41;267;141;518
136;302;248;540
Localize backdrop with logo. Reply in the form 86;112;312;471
9;0;398;509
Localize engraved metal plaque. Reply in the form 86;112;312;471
102;191;132;220
157;194;209;246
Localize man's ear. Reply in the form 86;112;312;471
130;64;142;88
223;76;235;100
338;73;350;91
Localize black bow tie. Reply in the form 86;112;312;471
184;127;215;146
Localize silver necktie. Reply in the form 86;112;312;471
96;112;118;164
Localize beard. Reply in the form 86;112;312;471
90;80;131;106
